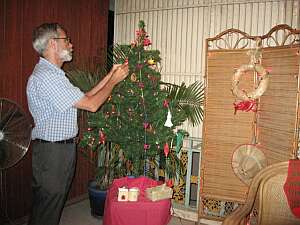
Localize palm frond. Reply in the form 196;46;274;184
107;43;129;68
161;81;205;126
66;68;106;92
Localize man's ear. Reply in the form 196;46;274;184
48;39;57;51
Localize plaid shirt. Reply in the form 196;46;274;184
27;57;84;141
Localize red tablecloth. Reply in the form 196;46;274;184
103;176;171;225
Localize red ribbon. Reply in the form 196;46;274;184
234;100;257;114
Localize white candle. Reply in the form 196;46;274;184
128;187;139;201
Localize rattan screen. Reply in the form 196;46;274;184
201;46;300;204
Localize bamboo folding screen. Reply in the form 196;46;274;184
200;24;300;220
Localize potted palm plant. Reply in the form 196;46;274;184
85;143;123;217
67;67;123;217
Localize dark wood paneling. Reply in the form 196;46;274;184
0;0;108;221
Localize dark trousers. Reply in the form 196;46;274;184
28;141;76;225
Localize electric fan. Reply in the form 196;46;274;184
0;98;32;224
0;98;32;169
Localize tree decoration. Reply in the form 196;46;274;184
175;131;185;154
146;124;154;133
164;142;170;157
144;144;150;150
136;63;144;70
143;38;151;46
130;73;137;82
147;58;156;65
164;109;173;128
99;130;106;144
138;82;145;89
163;99;169;108
166;179;174;188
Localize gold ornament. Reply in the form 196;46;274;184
105;111;110;119
147;58;155;65
130;73;137;82
146;124;155;134
88;137;95;147
127;89;134;94
111;105;116;115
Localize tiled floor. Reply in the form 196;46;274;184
59;199;199;225
12;198;220;225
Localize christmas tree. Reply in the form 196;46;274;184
79;21;202;180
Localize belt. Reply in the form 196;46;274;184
35;138;77;144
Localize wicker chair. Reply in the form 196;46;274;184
222;161;300;225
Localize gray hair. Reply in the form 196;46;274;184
32;23;62;55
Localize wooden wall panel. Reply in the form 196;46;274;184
0;0;109;221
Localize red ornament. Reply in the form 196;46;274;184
166;179;173;188
164;142;169;157
111;105;116;115
163;100;169;108
99;130;106;144
148;75;157;82
124;58;129;65
143;122;149;129
136;29;146;37
138;82;144;89
136;63;143;70
131;41;136;47
143;38;151;46
144;144;150;150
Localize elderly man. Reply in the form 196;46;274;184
26;22;128;225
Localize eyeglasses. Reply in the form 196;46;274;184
53;37;71;43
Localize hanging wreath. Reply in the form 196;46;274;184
232;63;270;114
232;63;269;101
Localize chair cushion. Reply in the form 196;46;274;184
259;173;300;225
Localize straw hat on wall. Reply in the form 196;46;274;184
232;144;267;185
